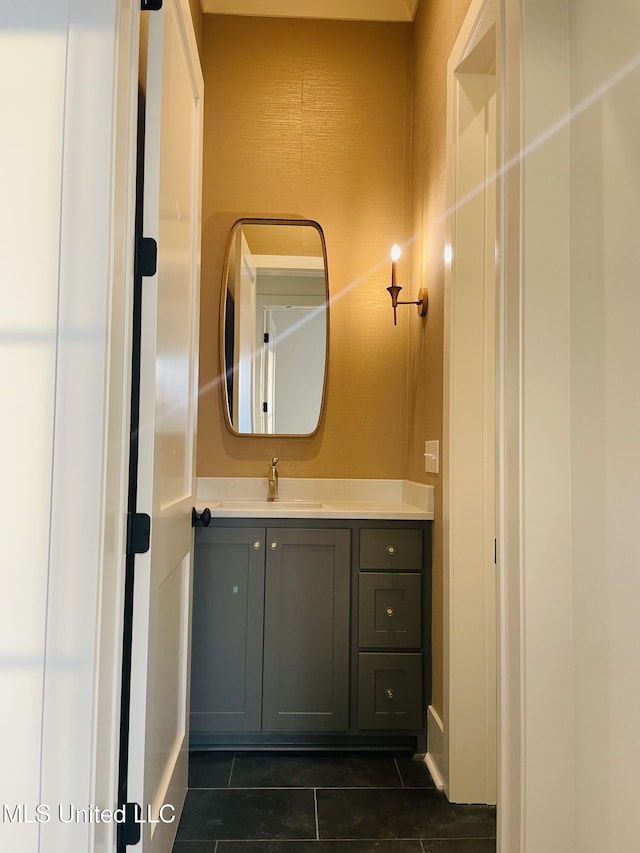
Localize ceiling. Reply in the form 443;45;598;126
200;0;419;23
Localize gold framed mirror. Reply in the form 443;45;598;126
220;218;329;436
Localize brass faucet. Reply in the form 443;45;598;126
267;457;279;501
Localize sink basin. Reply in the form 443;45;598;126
214;500;325;510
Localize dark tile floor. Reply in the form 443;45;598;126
172;752;496;853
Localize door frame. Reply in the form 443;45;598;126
498;0;575;849
4;1;142;851
94;2;141;851
15;1;579;850
441;0;498;806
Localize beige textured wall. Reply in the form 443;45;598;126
196;3;472;718
408;0;473;716
197;15;413;479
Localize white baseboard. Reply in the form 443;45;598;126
424;752;445;791
426;705;447;791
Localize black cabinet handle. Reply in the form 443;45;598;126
192;507;212;527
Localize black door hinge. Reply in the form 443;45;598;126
126;513;151;555
134;237;158;277
262;402;268;413
263;332;270;343
117;802;142;846
494;538;497;565
141;0;163;10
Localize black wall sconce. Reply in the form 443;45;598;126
386;244;428;326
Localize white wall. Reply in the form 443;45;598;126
569;1;640;850
0;6;68;848
502;0;640;849
0;2;136;851
520;3;575;850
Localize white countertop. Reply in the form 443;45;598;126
195;478;434;521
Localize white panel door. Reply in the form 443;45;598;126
127;2;203;851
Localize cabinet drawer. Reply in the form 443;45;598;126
359;529;422;571
358;653;422;730
359;573;421;648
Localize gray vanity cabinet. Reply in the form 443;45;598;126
262;528;351;730
191;518;432;751
190;527;265;731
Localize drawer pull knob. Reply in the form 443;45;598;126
385;688;395;699
270;541;278;550
387;545;396;556
385;606;395;616
252;541;262;550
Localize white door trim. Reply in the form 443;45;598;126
442;0;498;806
499;1;575;850
92;2;140;851
496;1;525;847
0;2;139;851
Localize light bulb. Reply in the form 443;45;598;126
390;244;402;262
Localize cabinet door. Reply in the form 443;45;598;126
262;528;350;731
190;528;265;731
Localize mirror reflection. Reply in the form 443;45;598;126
220;218;329;436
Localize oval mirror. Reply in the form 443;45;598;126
220;218;329;436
